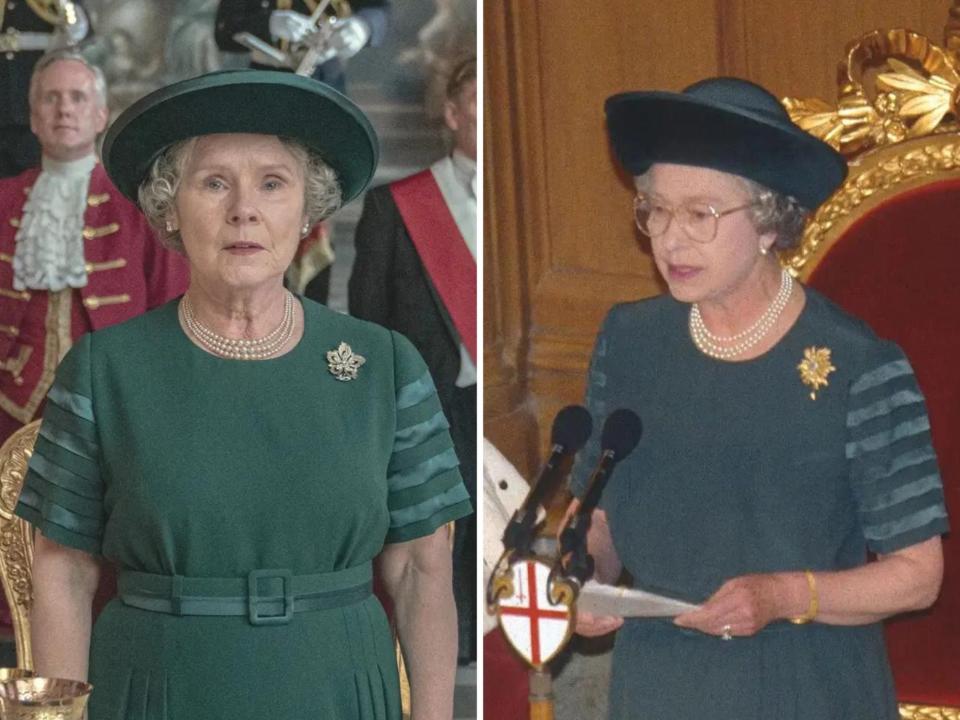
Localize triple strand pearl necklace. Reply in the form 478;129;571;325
179;291;295;360
689;268;793;360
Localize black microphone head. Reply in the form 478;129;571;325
601;408;643;459
551;405;593;451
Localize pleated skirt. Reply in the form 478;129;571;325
87;594;402;720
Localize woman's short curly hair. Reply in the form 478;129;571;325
634;168;811;251
138;136;342;253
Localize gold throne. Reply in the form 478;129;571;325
783;6;960;717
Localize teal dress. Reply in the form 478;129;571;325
571;289;949;720
15;298;472;720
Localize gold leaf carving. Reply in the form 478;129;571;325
0;420;40;671
785;27;960;158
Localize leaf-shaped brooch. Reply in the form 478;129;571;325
327;342;366;381
797;346;836;400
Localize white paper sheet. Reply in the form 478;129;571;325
577;581;700;618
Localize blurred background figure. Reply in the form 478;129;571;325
349;53;477;666
0;0;91;177
213;0;390;91
0;48;188;452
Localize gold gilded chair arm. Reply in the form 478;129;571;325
0;420;41;671
900;704;960;719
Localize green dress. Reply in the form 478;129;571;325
15;298;472;720
571;288;948;720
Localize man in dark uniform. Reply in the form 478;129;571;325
349;56;477;663
0;0;90;177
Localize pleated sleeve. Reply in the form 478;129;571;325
384;331;472;543
15;334;104;555
846;342;949;555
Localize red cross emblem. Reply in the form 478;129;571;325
497;559;573;667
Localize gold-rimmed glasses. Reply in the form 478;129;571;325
633;193;758;243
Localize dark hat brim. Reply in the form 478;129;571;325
605;91;846;209
102;70;378;205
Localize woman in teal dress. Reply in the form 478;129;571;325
14;70;471;719
567;77;949;719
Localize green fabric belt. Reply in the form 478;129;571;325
118;562;373;625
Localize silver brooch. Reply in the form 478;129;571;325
327;342;366;381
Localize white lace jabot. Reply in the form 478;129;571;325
12;155;96;291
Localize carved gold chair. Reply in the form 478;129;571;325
0;420;39;671
783;8;960;717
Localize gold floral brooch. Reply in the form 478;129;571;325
327;342;366;381
797;346;835;400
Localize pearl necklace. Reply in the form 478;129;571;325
689;268;793;360
179;291;295;360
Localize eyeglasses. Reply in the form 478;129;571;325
633;193;758;244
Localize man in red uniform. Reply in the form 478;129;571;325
0;49;189;445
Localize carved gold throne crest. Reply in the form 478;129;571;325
782;3;960;278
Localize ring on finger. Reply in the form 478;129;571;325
721;624;733;641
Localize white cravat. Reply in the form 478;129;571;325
12;154;95;291
430;151;477;388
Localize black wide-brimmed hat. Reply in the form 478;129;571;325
605;77;846;209
102;69;378;205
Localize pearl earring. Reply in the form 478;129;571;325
165;220;174;233
301;222;311;237
759;242;769;256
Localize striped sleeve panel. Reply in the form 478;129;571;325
846;343;948;555
15;336;104;555
385;332;472;544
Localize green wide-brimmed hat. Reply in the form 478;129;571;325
605;77;846;209
102;69;379;205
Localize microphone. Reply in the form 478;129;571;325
559;408;642;586
500;405;593;557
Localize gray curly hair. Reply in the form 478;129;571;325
138;137;342;253
634;168;810;251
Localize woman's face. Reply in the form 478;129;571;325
644;163;774;305
172;133;306;294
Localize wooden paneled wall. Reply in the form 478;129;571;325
483;0;951;476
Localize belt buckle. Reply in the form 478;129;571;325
247;569;294;625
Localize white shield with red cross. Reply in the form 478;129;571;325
496;559;573;668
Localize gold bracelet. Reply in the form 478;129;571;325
789;570;818;625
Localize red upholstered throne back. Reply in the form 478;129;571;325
806;177;960;707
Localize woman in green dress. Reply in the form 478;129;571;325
15;70;472;719
567;77;948;718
